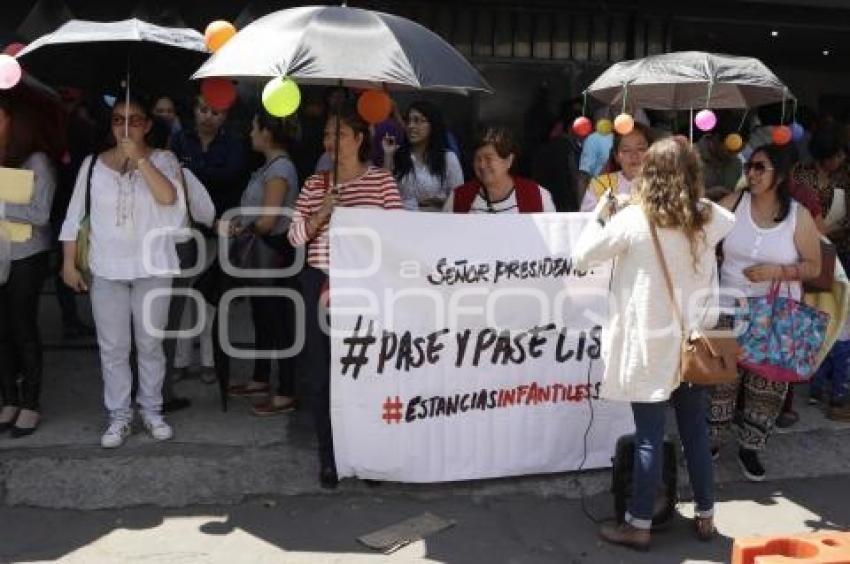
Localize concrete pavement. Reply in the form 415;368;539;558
1;286;849;563
1;476;849;563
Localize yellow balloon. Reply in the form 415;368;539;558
724;133;743;152
262;77;301;117
596;119;613;135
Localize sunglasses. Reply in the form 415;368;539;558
743;161;774;174
111;114;147;127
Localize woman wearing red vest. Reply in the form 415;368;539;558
444;126;555;213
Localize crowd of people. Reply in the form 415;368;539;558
2;79;850;552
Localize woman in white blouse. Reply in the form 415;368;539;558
60;94;185;449
574;138;735;550
382;100;463;211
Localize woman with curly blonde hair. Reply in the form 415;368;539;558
574;137;736;551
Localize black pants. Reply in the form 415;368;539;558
0;252;49;410
301;266;334;470
250;278;297;396
160;239;203;402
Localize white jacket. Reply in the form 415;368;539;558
573;201;735;402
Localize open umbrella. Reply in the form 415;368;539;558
192;5;491;94
192;5;491;410
15;18;208;94
585;51;792;110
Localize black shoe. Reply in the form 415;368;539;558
710;446;720;462
362;479;382;488
162;397;192;413
775;410;799;429
10;425;37;438
808;389;824;405
319;466;339;489
738;448;766;482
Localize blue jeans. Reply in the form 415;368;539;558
626;384;714;529
811;339;850;406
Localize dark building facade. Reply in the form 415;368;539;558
4;0;850;145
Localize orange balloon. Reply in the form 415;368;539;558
772;125;792;146
614;113;635;135
201;78;237;111
357;90;392;125
205;20;236;52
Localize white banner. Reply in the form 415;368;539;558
330;208;633;482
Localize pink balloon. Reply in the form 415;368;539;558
694;109;717;132
0;54;23;90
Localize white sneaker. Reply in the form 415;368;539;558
143;417;173;441
101;420;132;449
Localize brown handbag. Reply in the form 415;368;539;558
649;222;740;386
803;238;837;292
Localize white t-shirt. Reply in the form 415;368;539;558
60;150;187;280
720;192;801;306
443;184;556;213
397;151;464;211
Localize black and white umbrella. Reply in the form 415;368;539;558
191;5;492;95
16;18;208;94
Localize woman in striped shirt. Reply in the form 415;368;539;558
288;101;402;488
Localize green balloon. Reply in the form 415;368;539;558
262;77;301;117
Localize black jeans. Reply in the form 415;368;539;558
301;266;334;471
0;251;49;410
161;238;203;402
249;277;297;396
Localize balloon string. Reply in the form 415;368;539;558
737;109;749;133
582;91;587;117
689;107;694;144
780;88;787;125
706;81;714;109
621;83;628;115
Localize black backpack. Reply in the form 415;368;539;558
611;433;678;529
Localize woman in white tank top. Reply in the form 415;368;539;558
710;144;821;483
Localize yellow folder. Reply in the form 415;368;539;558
0;166;36;242
0;166;35;204
0;221;33;242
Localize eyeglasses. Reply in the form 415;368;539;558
406;115;429;126
111;114;147;127
743;161;774;174
198;106;223;117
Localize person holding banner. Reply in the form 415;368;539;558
288;100;402;488
0;95;57;437
574;138;735;550
60;93;185;449
580;122;652;212
444;126;555;213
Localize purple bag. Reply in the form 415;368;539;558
736;281;829;382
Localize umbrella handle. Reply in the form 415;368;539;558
689;107;694;144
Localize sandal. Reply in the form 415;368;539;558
0;406;20;432
776;410;799;429
694;516;715;542
228;382;270;398
252;397;297;416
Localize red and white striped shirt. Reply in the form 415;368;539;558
288;166;402;271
